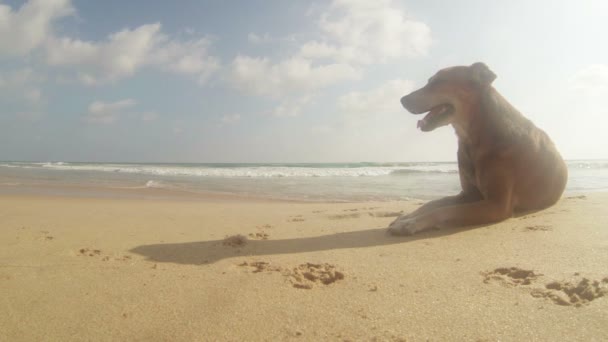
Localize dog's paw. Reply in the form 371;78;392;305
388;217;422;236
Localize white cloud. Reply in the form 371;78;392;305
229;55;360;97
0;68;45;85
570;64;608;96
271;97;313;117
228;0;429;119
547;64;608;159
152;37;220;84
24;88;42;104
310;125;333;134
229;0;430;96
46;24;162;84
0;0;73;56
0;1;221;86
566;64;608;120
337;79;414;114
140;111;159;122
220;113;241;125
45;23;219;85
247;32;271;44
247;32;298;45
85;102;157;124
298;41;340;60
0;68;46;107
299;0;432;64
86;99;136;124
172;121;185;134
16;111;45;121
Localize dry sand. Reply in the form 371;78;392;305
1;192;607;341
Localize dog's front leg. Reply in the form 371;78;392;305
389;191;480;224
388;198;513;236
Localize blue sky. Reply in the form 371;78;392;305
1;0;607;162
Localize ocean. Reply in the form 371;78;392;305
0;161;607;202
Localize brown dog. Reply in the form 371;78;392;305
389;62;568;235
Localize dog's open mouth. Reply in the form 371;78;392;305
417;104;454;131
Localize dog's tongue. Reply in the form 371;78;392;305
417;104;448;130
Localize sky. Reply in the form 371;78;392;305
1;0;607;163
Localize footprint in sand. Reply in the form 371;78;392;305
38;230;55;241
248;224;272;240
368;211;403;218
523;225;552;232
482;267;541;286
287;215;306;222
531;277;608;307
327;213;360;220
77;248;132;262
238;261;345;289
248;232;270;240
15;228;55;242
78;248;102;257
222;234;248;247
238;261;282;273
289;263;345;290
484;267;608;307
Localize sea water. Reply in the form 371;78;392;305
0;161;606;201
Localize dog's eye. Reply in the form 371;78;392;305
428;77;442;86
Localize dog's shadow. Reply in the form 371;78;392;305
130;226;467;266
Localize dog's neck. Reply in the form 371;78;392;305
452;86;508;146
451;92;485;145
452;122;471;142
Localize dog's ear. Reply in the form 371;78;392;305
470;62;496;85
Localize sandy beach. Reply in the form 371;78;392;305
1;192;607;341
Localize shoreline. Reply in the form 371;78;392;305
0;182;334;204
1;192;607;340
0;180;599;204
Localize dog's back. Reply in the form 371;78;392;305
476;88;568;210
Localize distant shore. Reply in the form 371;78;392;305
1;192;607;340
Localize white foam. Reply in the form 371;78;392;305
145;180;165;188
0;162;462;178
567;161;608;170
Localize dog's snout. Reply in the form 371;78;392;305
400;95;409;109
400;90;434;114
400;93;422;114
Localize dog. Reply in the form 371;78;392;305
389;62;568;235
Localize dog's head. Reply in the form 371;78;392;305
400;62;496;132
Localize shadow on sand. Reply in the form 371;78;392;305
129;226;470;265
